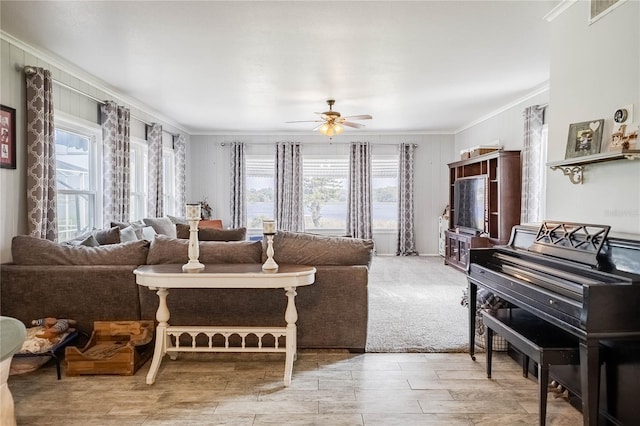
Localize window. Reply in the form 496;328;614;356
129;138;148;221
371;155;398;230
162;147;176;216
54;120;101;242
246;155;275;228
303;157;348;230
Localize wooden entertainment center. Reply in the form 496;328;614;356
444;150;521;271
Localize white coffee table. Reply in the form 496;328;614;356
134;263;315;386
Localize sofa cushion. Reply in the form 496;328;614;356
111;221;156;241
271;231;374;266
147;235;262;264
11;236;150;266
175;224;246;241
143;217;177;238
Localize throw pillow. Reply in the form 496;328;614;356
65;234;100;247
92;226;121;245
167;214;188;225
119;226;138;243
11;236;149;265
143;217;177;238
175;224;246;241
270;231;375;266
146;235;262;264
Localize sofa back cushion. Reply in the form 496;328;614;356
147;235;262;264
11;236;149;265
175;224;246;241
271;231;375;266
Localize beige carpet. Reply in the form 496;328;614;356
365;255;469;353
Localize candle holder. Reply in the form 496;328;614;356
262;220;278;271
183;203;205;272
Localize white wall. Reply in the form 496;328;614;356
0;36;188;262
545;0;639;235
188;133;455;255
455;90;549;154
453;1;639;236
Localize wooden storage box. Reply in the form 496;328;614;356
469;146;500;157
65;321;154;376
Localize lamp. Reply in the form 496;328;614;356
318;121;344;137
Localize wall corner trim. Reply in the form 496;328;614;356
543;0;578;22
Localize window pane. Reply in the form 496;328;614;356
303;158;348;230
56;192;93;241
55;129;91;191
372;156;398;229
246;156;274;228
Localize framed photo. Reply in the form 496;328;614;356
565;119;604;159
0;105;16;169
589;0;627;25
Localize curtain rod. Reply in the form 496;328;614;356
24;65;179;138
220;142;418;147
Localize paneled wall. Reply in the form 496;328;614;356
0;35;188;262
188;134;455;255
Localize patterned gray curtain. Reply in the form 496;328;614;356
521;105;545;224
275;142;304;231
101;101;131;224
25;66;57;240
173;134;186;215
347;142;372;239
230;142;246;228
147;123;163;217
397;143;418;255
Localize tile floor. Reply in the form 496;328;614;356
8;350;583;425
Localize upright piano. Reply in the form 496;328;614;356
467;221;640;426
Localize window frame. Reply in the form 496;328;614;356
54;113;103;241
129;136;148;222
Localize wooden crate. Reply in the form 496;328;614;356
65;321;154;376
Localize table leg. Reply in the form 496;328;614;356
468;281;477;361
284;286;298;387
146;287;170;385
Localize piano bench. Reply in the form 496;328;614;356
482;308;580;426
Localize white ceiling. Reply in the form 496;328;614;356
0;1;556;134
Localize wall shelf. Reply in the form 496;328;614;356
547;149;640;185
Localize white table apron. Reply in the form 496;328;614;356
134;264;316;386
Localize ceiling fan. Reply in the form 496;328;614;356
286;99;373;136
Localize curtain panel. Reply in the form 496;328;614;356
101;101;131;224
275;142;304;232
347;142;372;239
173;134;187;215
146;123;164;217
25;66;57;240
230;142;246;228
397;143;418;255
521;105;545;224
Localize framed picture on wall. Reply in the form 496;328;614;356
589;0;627;25
565;119;604;159
0;105;16;169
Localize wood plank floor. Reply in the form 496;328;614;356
9;350;583;425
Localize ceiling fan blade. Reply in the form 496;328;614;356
342;121;365;129
312;123;325;131
285;120;324;123
342;114;372;120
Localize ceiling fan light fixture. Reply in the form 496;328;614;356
334;123;344;135
319;123;330;135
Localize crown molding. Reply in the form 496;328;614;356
189;130;457;137
543;0;578;22
454;83;550;135
0;30;191;135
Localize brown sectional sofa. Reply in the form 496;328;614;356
0;231;374;352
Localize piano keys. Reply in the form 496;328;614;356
467;222;640;426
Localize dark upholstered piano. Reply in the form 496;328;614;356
467;222;640;426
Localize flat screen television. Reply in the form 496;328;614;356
453;175;487;235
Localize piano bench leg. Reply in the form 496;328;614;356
522;355;529;378
486;327;494;379
538;363;549;426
